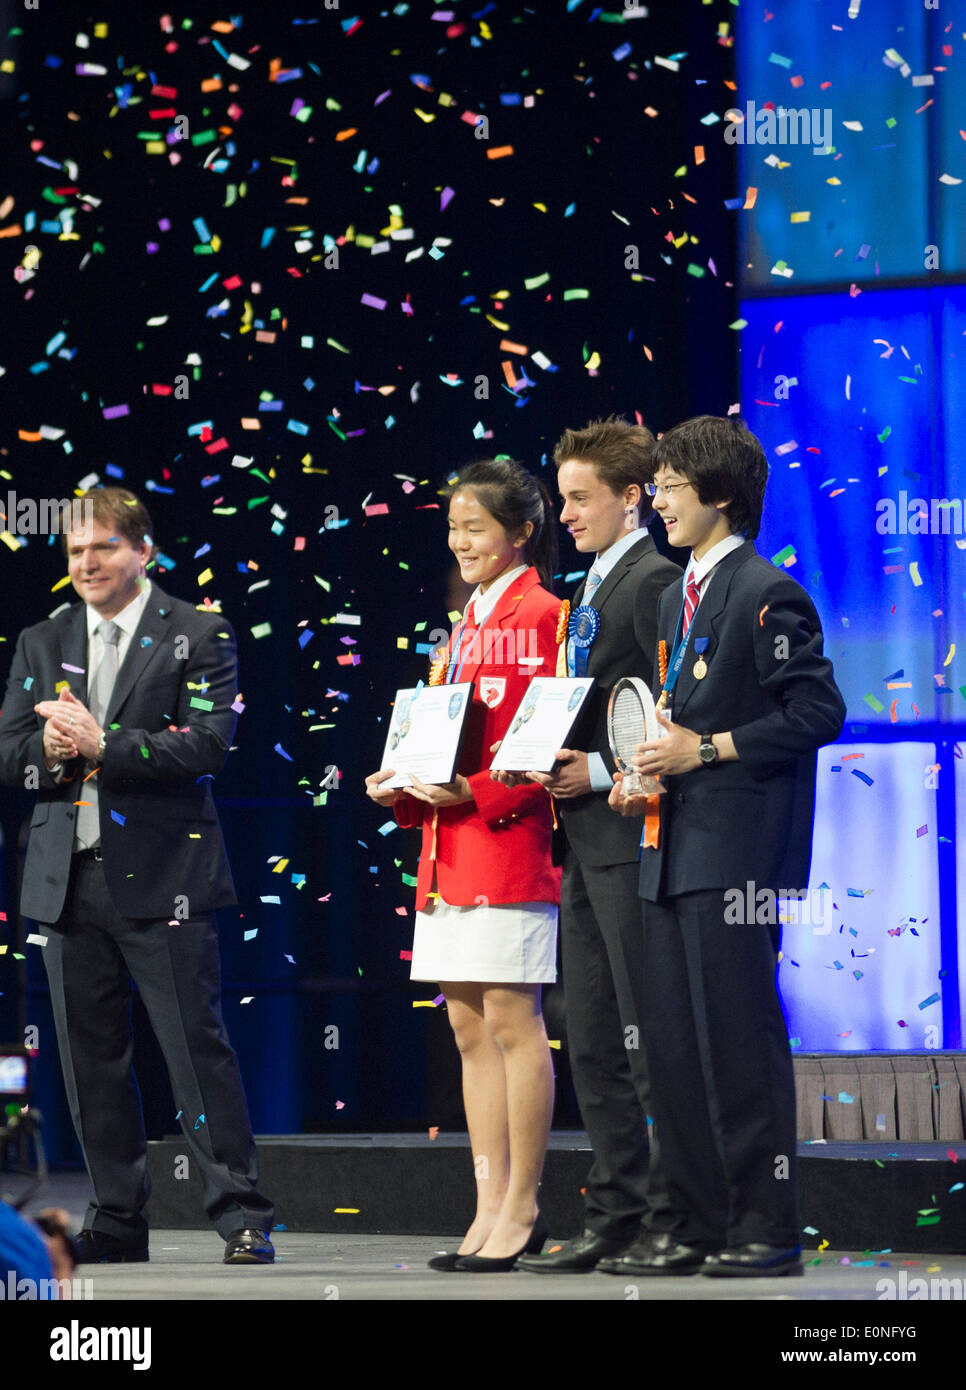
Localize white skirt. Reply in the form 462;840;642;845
410;895;558;984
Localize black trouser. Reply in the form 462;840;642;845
42;853;273;1241
561;849;672;1240
640;889;799;1250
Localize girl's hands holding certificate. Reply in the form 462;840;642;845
403;772;474;807
365;770;405;805
365;768;475;807
488;740;529;787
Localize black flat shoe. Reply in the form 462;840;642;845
517;1228;630;1273
453;1214;548;1273
703;1244;803;1277
74;1229;149;1264
223;1229;275;1264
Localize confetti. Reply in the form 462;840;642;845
6;3;936;1146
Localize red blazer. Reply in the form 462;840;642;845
394;567;563;911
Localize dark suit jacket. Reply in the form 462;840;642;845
557;531;682;867
637;542;846;902
0;586;238;923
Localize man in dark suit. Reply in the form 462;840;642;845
605;415;846;1278
0;488;274;1264
513;418;682;1272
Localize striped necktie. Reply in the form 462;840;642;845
682;571;701;638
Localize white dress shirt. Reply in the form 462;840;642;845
464;563;528;627
85;578;152;686
585;521;650;588
684;531;747;604
51;581;151;783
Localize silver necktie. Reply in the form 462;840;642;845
74;620;120;851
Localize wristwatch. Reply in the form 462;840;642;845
698;732;718;765
97;730;107;758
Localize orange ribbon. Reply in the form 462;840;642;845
642;793;661;849
555;600;570;678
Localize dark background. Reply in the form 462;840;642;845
0;0;737;1159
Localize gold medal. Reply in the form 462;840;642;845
693;657;708;680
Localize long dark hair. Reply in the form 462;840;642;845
445;457;557;591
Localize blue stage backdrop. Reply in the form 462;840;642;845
0;2;741;1157
737;2;962;1049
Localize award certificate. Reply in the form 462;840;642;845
489;677;596;773
380;682;474;787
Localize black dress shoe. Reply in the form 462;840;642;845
74;1230;149;1264
516;1228;630;1273
596;1230;658;1275
452;1214;548;1273
703;1244;803;1277
223;1229;275;1264
598;1233;711;1276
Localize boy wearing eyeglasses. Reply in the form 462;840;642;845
506;417;682;1273
497;417;681;1273
605;415;845;1279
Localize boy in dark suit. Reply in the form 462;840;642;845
0;488;274;1265
511;418;682;1272
605;415;845;1277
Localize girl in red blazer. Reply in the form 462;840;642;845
366;458;563;1271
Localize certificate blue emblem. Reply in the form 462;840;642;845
568;604;600;676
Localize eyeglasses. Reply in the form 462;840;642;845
644;481;692;498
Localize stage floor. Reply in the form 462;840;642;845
38;1232;966;1303
11;1173;965;1302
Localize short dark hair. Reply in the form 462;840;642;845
61;487;155;555
651;415;768;539
552;415;656;518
